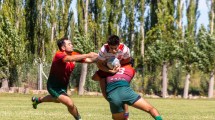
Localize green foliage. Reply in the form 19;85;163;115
143;1;186;96
0;15;26;84
70;63;100;92
196;26;215;73
72;28;97;53
88;0;106;49
168;64;184;95
0;0;214;95
25;0;37;55
130;72;144;92
87;0;107;49
200;73;209;95
145;1;179;65
77;0;84;34
70;63;82;88
0;15;26;65
149;0;158;28
105;0;122;35
85;64;100;92
186;0;198;34
178;31;200;72
71;28;99;91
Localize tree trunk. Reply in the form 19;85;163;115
183;73;190;99
50;0;56;55
51;22;56;55
38;61;43;90
37;1;43;90
140;23;145;57
208;70;214;98
141;0;145;58
131;32;135;52
162;62;168;98
1;78;9;89
79;63;88;95
117;24;119;36
178;0;183;30
79;0;89;95
51;23;56;42
15;9;20;29
208;0;214;98
84;0;88;34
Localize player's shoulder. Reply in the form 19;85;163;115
124;64;135;70
53;51;66;61
100;44;109;53
123;64;133;69
71;51;81;55
118;43;125;50
118;43;129;52
55;51;65;56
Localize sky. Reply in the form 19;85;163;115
196;0;209;30
70;0;78;23
69;0;210;32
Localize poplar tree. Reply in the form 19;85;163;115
208;0;215;98
145;1;179;98
182;0;199;98
0;1;26;87
78;0;89;95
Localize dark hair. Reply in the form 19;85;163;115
130;58;134;67
107;35;120;46
57;37;69;51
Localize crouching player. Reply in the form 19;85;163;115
106;64;163;120
31;37;98;120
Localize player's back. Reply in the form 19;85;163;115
106;65;135;84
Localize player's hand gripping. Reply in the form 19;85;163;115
87;52;98;58
109;66;120;74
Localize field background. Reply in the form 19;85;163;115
0;94;215;120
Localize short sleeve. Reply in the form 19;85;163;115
122;45;131;59
54;51;66;63
72;51;86;63
97;45;107;61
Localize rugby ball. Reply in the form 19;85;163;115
107;57;120;69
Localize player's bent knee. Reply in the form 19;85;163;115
92;73;101;81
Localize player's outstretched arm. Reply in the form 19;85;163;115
84;53;98;63
63;52;98;62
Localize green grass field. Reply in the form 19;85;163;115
0;93;215;120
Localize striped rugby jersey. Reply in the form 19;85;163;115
98;43;130;61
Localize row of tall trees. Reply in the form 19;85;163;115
0;0;215;98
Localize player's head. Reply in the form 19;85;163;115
121;57;134;67
107;35;120;54
107;35;120;46
57;37;73;53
